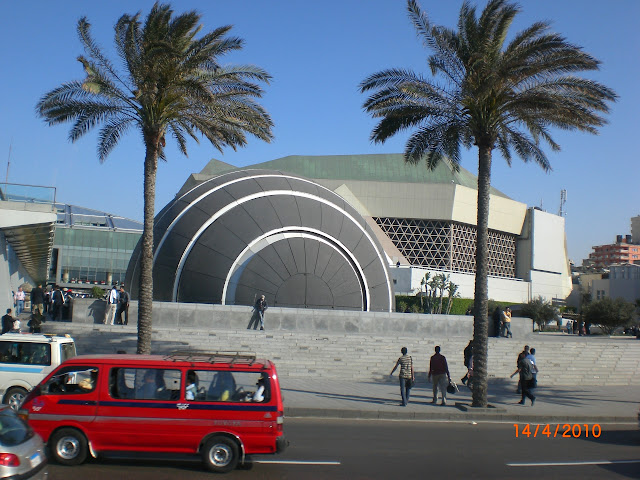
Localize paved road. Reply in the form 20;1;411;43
48;419;640;480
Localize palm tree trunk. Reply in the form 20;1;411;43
472;145;492;407
136;137;159;354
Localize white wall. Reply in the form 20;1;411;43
391;266;530;303
517;208;572;302
531;209;569;275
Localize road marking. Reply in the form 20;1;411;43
507;459;640;467
254;460;341;466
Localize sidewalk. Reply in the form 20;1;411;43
280;377;639;423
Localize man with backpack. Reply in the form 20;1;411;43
510;352;536;406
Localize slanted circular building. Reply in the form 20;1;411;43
126;169;394;311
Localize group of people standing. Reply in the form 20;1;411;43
6;284;72;333
41;285;75;322
390;346;452;406
492;306;513;338
103;284;130;325
390;341;539;407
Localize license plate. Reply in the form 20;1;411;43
29;451;42;468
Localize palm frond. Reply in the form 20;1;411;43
97;118;134;162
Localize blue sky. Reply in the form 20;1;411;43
1;0;638;264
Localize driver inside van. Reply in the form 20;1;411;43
78;369;98;391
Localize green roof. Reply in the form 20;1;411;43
199;153;509;198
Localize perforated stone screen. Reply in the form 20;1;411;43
374;218;516;277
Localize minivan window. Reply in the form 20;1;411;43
0;408;33;446
109;368;181;401
43;366;98;394
186;370;270;403
0;341;51;366
60;342;77;362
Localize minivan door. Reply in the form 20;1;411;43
95;367;182;451
29;365;99;433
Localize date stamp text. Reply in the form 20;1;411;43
513;423;601;438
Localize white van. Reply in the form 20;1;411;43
0;334;76;409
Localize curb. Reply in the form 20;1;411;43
284;407;637;424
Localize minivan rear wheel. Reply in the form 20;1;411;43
202;436;239;473
4;387;27;411
50;428;88;466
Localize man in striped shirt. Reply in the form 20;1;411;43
390;347;415;406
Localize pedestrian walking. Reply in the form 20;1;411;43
461;340;473;385
515;345;529;394
14;287;25;316
62;290;73;320
492;306;502;337
428;346;450;405
104;285;118;325
389;347;415;406
51;285;64;321
44;288;51;315
30;284;45;317
1;309;14;335
247;294;268;330
526;347;539;388
511;353;536;406
115;285;130;325
502;307;513;338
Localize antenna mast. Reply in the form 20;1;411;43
559;189;567;217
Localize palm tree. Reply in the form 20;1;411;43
360;0;616;406
37;3;273;354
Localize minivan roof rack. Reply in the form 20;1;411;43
164;351;257;365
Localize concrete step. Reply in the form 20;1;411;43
39;323;640;386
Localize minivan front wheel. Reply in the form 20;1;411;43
4;387;27;411
50;428;88;465
202;436;239;473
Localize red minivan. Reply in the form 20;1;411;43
20;352;287;473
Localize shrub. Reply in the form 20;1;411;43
521;297;556;331
91;286;106;299
582;297;635;335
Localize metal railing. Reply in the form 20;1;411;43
0;182;56;204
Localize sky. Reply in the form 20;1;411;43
1;0;638;265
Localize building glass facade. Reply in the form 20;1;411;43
48;204;142;288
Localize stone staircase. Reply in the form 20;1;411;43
41;323;640;387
